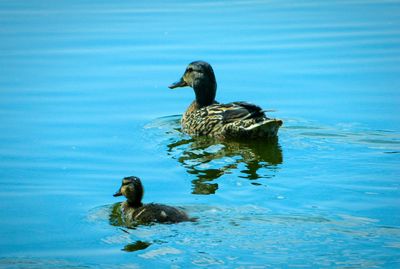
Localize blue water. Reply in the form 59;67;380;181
1;0;400;268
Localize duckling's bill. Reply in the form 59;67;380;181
168;78;187;89
113;190;122;197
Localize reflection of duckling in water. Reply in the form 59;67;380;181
113;176;193;225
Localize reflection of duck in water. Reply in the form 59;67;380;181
169;61;282;139
112;176;193;226
167;136;283;195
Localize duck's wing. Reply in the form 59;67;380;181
219;101;266;123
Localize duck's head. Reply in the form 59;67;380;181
113;176;144;207
169;61;217;107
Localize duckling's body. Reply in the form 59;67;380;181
113;176;191;225
169;61;282;139
119;201;189;225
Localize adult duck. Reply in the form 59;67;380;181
113;176;193;225
169;61;283;139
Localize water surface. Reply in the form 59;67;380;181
0;0;399;268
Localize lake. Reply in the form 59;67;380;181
0;0;399;268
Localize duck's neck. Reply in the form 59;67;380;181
127;200;143;208
127;193;143;208
125;182;144;208
193;80;217;108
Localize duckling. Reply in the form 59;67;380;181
113;176;192;225
169;61;283;139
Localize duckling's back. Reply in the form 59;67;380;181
122;202;191;225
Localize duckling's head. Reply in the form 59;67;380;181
113;176;144;207
169;61;217;107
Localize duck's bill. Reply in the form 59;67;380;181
168;78;187;89
113;191;122;197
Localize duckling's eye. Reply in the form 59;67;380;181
186;67;193;73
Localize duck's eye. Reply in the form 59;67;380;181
186;67;193;73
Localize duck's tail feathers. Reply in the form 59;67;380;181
244;119;283;138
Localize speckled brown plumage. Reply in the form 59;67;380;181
169;61;283;139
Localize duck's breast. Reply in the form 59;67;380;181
182;103;225;137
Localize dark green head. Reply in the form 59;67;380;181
169;61;217;107
113;176;144;207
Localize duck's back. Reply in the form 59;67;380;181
182;101;282;139
122;202;190;224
